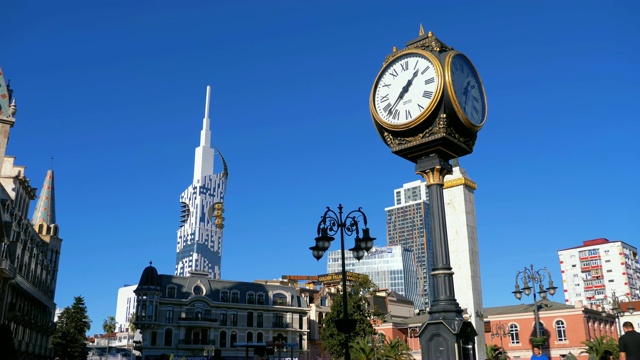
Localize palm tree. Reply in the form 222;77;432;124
485;343;508;360
379;338;414;360
102;316;117;358
580;335;618;359
351;337;377;360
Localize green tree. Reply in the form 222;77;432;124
320;276;382;359
485;343;508;360
351;337;376;360
103;315;117;357
378;337;413;360
52;296;92;360
580;335;618;359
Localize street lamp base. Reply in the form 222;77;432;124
420;319;477;360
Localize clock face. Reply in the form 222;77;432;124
447;53;487;128
371;50;443;129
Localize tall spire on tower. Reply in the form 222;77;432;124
193;86;215;182
32;168;59;237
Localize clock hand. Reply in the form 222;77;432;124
388;69;421;116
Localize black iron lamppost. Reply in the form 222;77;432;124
603;291;635;334
490;322;508;357
309;204;375;360
512;265;558;339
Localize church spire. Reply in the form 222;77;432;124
193;86;215;182
32;169;59;237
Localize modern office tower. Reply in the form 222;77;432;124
385;180;432;310
0;67;62;359
326;245;425;310
176;86;228;279
558;238;640;305
443;162;485;360
115;285;137;333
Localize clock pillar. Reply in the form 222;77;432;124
415;153;477;360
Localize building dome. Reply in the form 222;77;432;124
136;262;161;292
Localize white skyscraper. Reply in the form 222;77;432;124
175;86;229;279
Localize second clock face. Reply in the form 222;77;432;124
371;50;443;129
447;53;487;128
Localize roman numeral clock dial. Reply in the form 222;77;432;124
445;52;488;130
370;49;443;130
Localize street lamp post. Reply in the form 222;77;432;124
512;265;558;340
604;291;635;334
309;204;375;360
490;322;508;357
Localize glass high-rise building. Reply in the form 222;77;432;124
326;245;425;310
385;180;433;310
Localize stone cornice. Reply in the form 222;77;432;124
443;176;477;190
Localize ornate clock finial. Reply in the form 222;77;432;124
392;46;398;53
419;23;425;36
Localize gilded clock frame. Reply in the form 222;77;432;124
444;51;488;131
369;48;444;132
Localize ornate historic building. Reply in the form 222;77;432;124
0;67;62;358
133;263;310;360
176;86;228;279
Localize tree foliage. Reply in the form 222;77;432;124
379;337;413;359
52;296;92;360
580;335;618;359
320;276;382;359
103;315;116;356
485;344;507;360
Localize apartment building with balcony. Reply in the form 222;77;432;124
558;238;640;306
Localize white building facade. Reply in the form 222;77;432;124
558;238;640;306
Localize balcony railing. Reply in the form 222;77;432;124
0;258;16;279
179;339;216;346
272;321;290;329
179;316;218;323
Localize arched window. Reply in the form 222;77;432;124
164;328;173;346
257;332;263;343
509;323;520;345
220;330;227;348
231;331;238;348
247;332;254;343
273;293;287;306
247;311;254;327
555;320;567;342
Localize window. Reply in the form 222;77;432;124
167;286;176;299
165;309;174;323
193;285;204;296
509;323;520;345
230;331;238;348
231;312;238;326
247;312;254;327
219;331;227;348
220;312;228;326
231;291;239;303
257;332;263;343
164;328;173;346
221;290;229;302
247;292;255;304
257;293;265;305
273;293;287;306
151;331;158;346
247;332;253;343
555;320;567;342
257;312;264;328
274;313;285;328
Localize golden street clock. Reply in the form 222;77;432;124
370;49;443;130
370;29;488;162
445;52;488;131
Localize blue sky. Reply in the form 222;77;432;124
3;1;639;335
